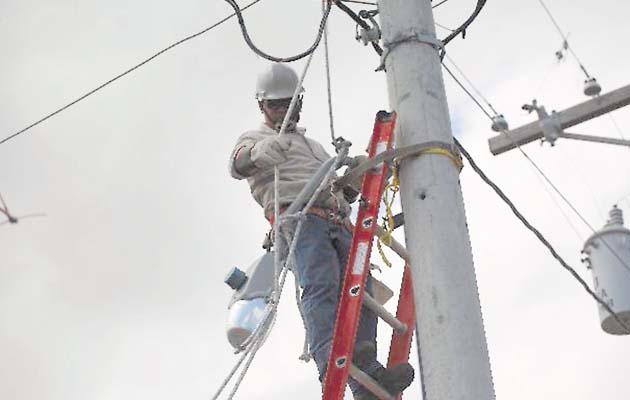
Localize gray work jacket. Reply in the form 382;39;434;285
228;123;350;217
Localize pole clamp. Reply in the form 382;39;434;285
332;140;463;192
377;33;444;72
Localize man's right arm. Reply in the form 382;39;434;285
230;142;257;179
229;134;293;180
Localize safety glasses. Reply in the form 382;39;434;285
264;98;293;109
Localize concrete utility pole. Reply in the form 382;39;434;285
489;84;630;155
378;1;495;399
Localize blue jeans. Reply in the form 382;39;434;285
291;214;382;396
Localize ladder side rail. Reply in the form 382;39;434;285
322;111;396;400
386;265;416;400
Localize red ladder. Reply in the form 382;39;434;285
322;111;416;400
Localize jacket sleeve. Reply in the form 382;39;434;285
228;132;259;180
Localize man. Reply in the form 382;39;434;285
228;62;414;399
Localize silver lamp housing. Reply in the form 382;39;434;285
225;252;276;349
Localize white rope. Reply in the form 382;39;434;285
226;335;265;400
279;148;349;362
294;270;311;361
273;51;318;305
322;0;337;143
210;333;262;400
212;148;348;399
213;12;345;398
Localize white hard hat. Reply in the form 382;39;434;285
255;63;304;101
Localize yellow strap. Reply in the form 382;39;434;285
376;165;399;268
375;147;461;269
399;146;463;171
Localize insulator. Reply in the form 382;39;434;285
584;77;602;97
491;114;509;132
356;26;380;46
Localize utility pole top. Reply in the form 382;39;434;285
488;84;630;155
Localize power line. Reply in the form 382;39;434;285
0;192;46;225
445;51;598;239
0;0;264;146
536;0;591;79
442;57;630;277
339;0;450;8
339;0;376;5
607;113;628;141
224;0;332;62
443;54;499;115
432;0;451;9
435;22;455;33
454;138;630;334
441;62;493;120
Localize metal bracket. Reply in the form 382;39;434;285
377;33;444;72
522;100;562;146
355;11;381;46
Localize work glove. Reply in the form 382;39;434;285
342;155;368;203
250;135;292;169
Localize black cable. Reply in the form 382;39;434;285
339;0;376;5
454;138;630;334
0;0;264;146
432;0;451;9
441;0;487;49
334;0;383;56
224;0;332;62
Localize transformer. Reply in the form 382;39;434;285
582;206;630;335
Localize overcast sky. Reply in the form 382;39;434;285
1;0;629;399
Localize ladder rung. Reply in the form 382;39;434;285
374;225;409;262
349;364;395;400
363;293;407;334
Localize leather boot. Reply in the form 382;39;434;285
352;342;415;400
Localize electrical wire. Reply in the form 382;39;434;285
607;113;628;141
536;0;591;79
435;22;455;33
339;0;376;5
340;0;451;9
444;54;609;239
224;0;332;62
442;59;630;277
0;0;264;146
443;54;499;115
0;213;47;226
445;51;599;239
0;192;46;225
454;138;630;334
442;62;493;120
441;0;487;48
432;0;451;9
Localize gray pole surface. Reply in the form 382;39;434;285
378;1;495;398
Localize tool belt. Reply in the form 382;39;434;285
266;206;354;233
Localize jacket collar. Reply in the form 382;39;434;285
259;122;306;136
